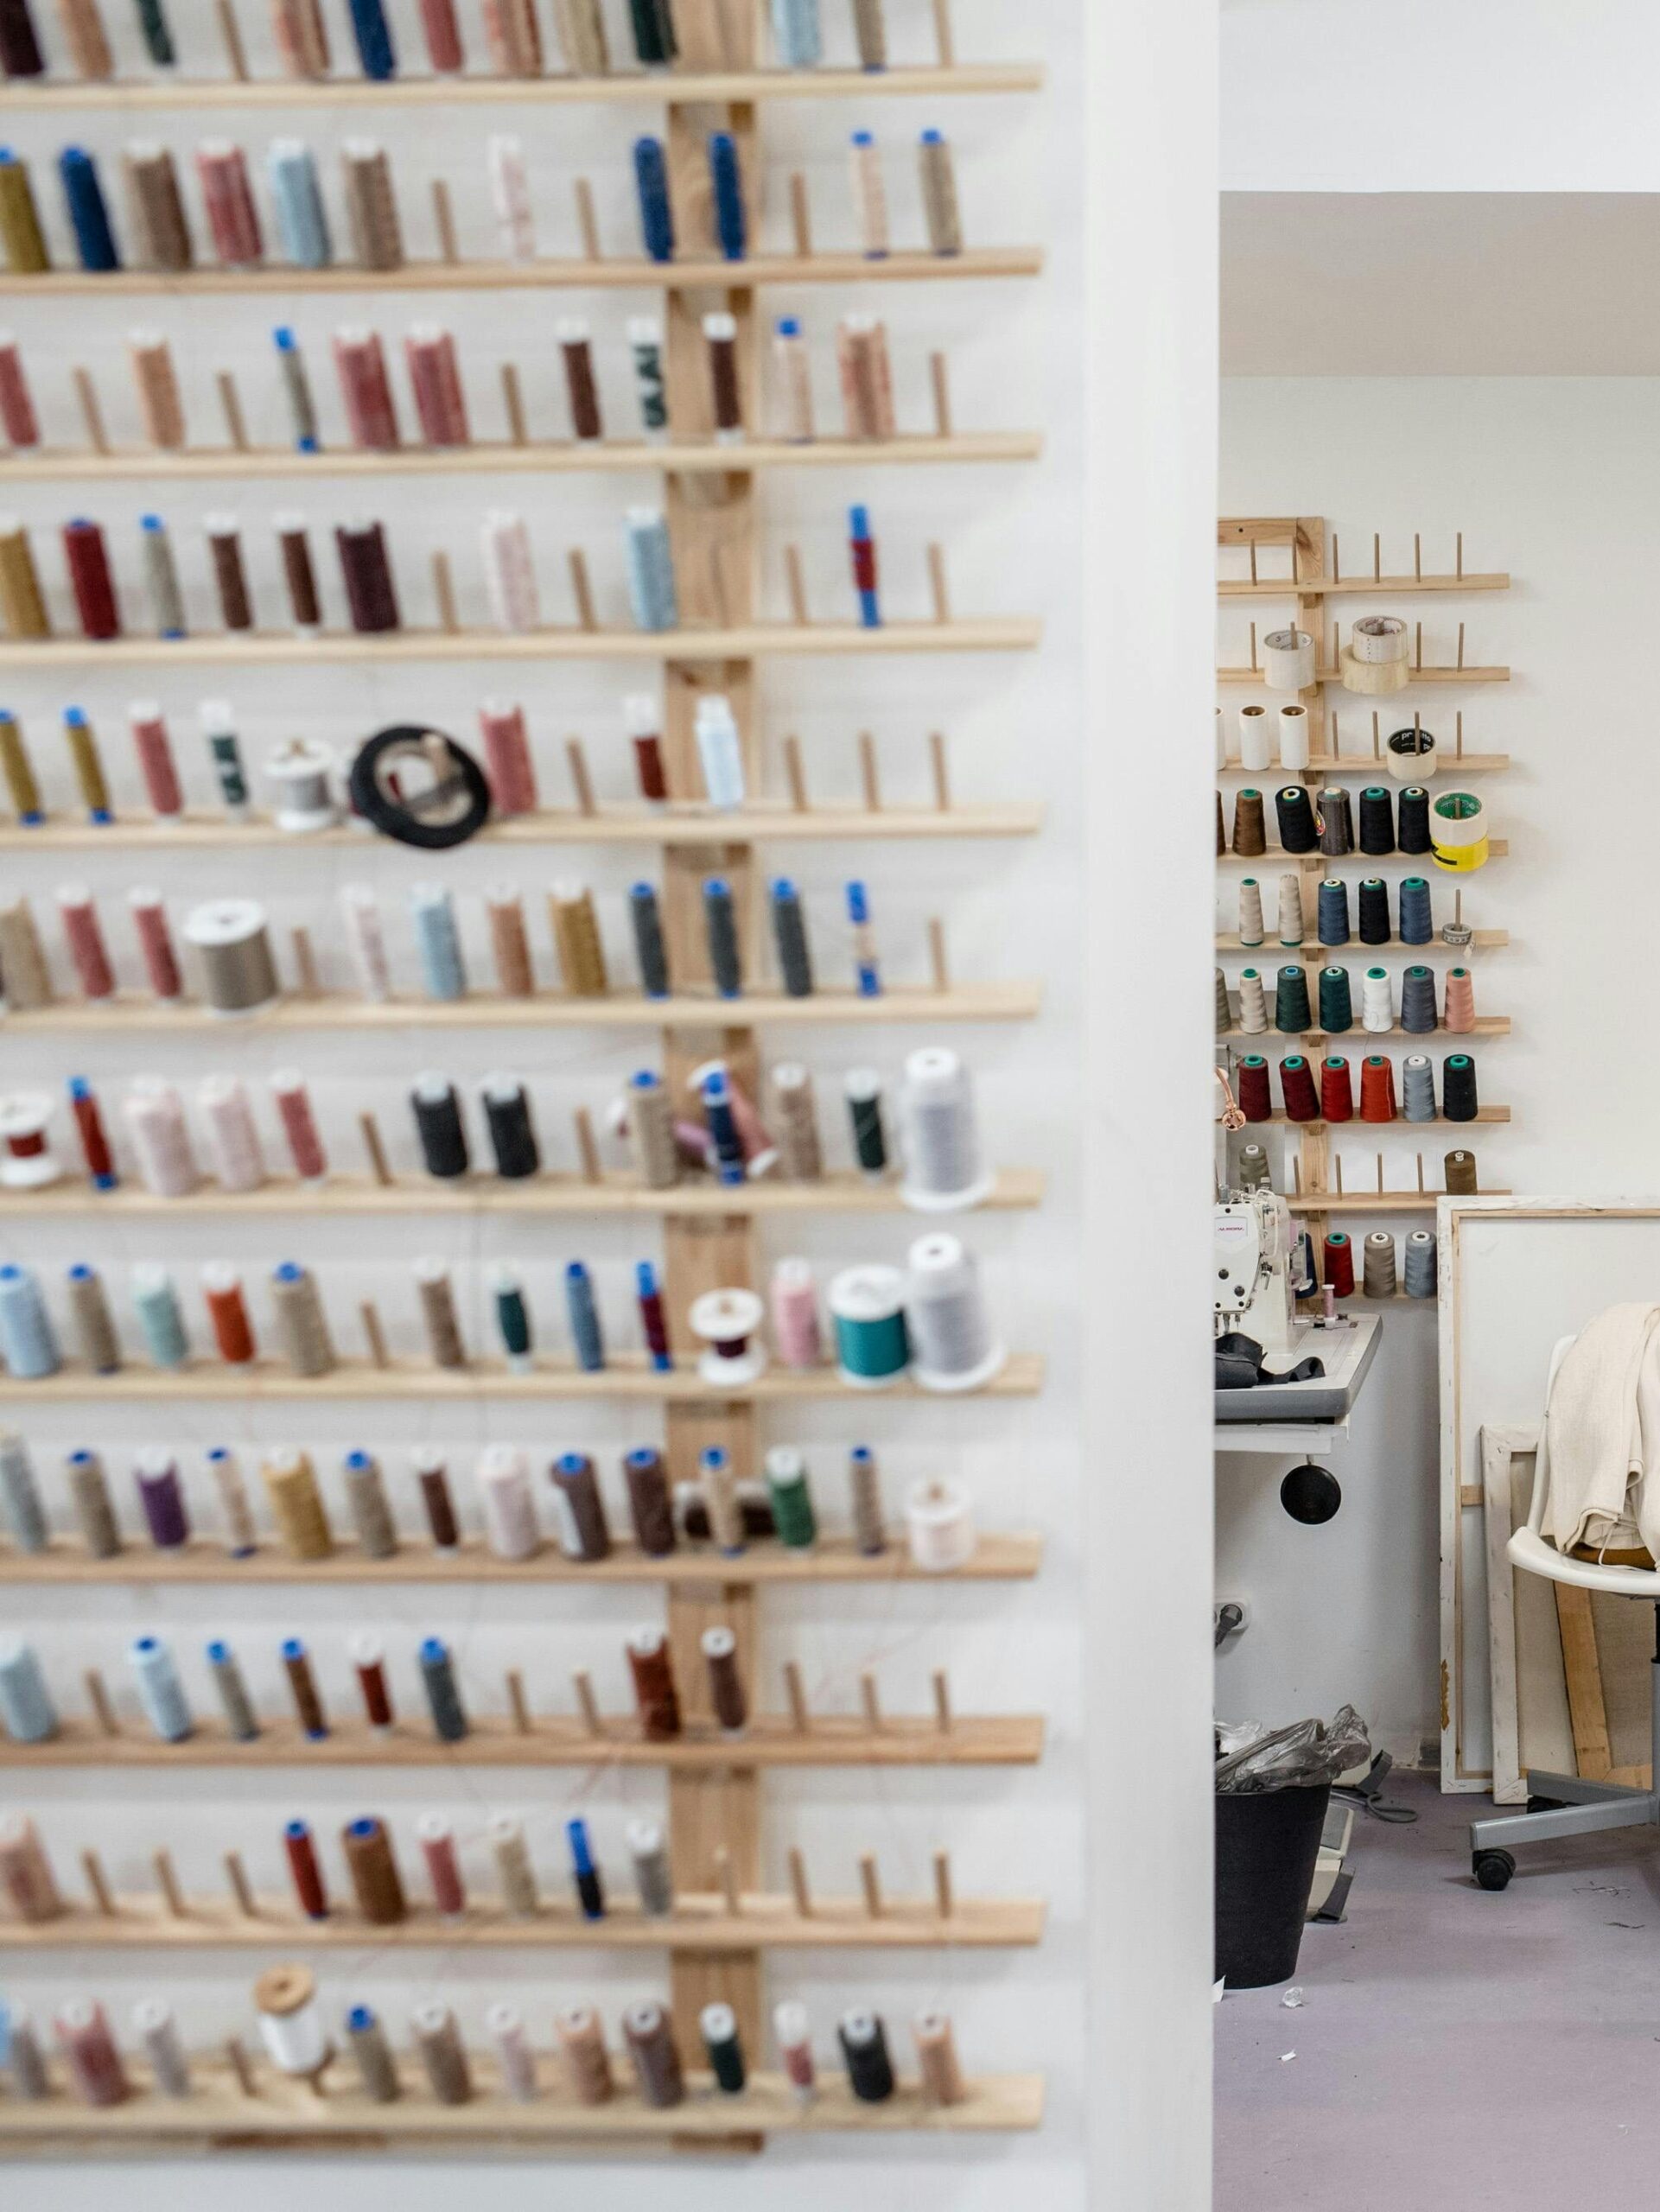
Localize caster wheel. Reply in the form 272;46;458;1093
1472;1849;1515;1892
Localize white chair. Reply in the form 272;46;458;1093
1471;1332;1660;1891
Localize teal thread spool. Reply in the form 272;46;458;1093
764;1446;817;1549
827;1265;909;1387
131;1262;188;1367
1317;966;1352;1033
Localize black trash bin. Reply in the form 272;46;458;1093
1214;1780;1330;1988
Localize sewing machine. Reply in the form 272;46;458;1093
1214;1189;1381;1426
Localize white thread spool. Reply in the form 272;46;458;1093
476;1443;538;1560
132;1997;190;2096
487;133;535;258
1237;880;1264;947
1235;970;1269;1033
196;1074;265;1191
1276;702;1310;770
690;1287;767;1386
264;738;337;831
1275;874;1304;945
897;1046;990;1211
254;1963;328;2077
905;1233;1004;1393
124;1076;198;1196
1360;969;1394;1032
487;2002;537;2100
184;898;278;1015
0;1094;60;1188
904;1476;976;1571
1237;703;1271;772
340;883;391;1001
1339;613;1410;696
1214;708;1226;771
1261;626;1313;690
481;509;539;632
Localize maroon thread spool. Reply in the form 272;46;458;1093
283;1817;328;1918
1278;1055;1320;1122
1359;1055;1397;1123
626;1624;681;1740
334;519;399;632
62;518;119;639
1318;1056;1353;1122
1322;1231;1355;1298
1235;1055;1271;1123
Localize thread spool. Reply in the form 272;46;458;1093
481;509;539;632
622;1446;674;1557
0;1433;45;1552
1279;1056;1320;1122
1363;1231;1398;1299
823;1265;906;1387
689;1287;766;1386
624;507;677;631
550;1450;610;1559
0;1635;55;1740
0;518;48;637
130;1631;192;1739
554;2005;611;2105
1262;626;1314;690
204;1446;257;1556
337;1447;395;1557
482;2002;534;2100
0;1092;58;1189
698;1624;746;1733
1404;1229;1438;1299
1355;878;1389;947
1358;1055;1397;1123
1315;880;1350;948
624;1622;680;1739
1339;613;1410;694
1317;968;1352;1033
207;1638;258;1738
770;1256;821;1370
1442;1053;1479;1122
263;1446;332;1558
563;1260;604;1370
626;319;667;440
1234;1057;1271;1122
1237;879;1265;947
1231;788;1265;857
196;142;262;267
341;138;401;267
343;1815;404;1923
347;2006;398;2101
60;147;121;274
134;1445;189;1546
697;1444;744;1555
411;1446;458;1554
200;698;251;818
757;1445;813;1550
411;1074;468;1179
185;898;278;1015
410;881;467;1001
58;880;115;997
1316;787;1353;857
1445;1147;1479;1195
906;1232;1003;1393
1396;786;1432;856
1275;966;1312;1033
623;2002;684;2110
1394;965;1434;1036
1236;1142;1270;1192
1233;703;1270;772
904;1474;975;1571
477;701;535;814
1272;701;1309;770
771;1063;823;1181
0;1260;58;1376
66;1446;118;1553
1318;1056;1352;1122
278;1634;327;1738
1357;785;1395;855
0;1813;60;1923
839;2009;894;2103
282;1818;328;1918
271;1260;334;1375
1236;970;1268;1033
1442;968;1476;1033
1275;874;1304;944
418;1634;467;1740
914;2012;964;2107
550;881;607;995
335;518;399;632
477;1443;537;1560
255;1964;328;2077
481;1074;538;1179
490;1812;537;1915
267;140;330;266
56;2000;129;2106
1320;1230;1354;1298
348;1629;392;1730
414;1254;465;1367
1398;876;1433;944
1273;786;1317;854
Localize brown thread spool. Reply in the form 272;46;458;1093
271;0;330;73
341;1815;405;1923
334;519;399;633
0;521;49;638
412;2001;470;2103
0;1813;62;1923
770;1062;823;1180
1231;788;1266;857
414;1256;466;1368
121;145;191;271
1444;1147;1479;1196
0;897;51;1005
343;1450;397;1557
913;2010;964;2106
262;1446;334;1559
271;1262;335;1376
283;1642;328;1736
836;314;896;440
701;1624;747;1733
275;514;321;632
128;331;185;448
57;0;114;77
205;514;254;632
486;883;534;995
67;1449;120;1555
918;130;962;256
626;1624;680;1739
623;1446;675;1555
488;1813;537;1914
623;2002;684;2109
1362;1230;1398;1299
556;2005;612;2105
549;883;607;995
347;2010;399;2101
557;318;602;441
341;140;403;270
67;1268;119;1375
416;1450;459;1550
552;0;605;70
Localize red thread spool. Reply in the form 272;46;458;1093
202;1264;256;1363
1235;1056;1271;1123
636;1275;671;1365
1319;1055;1353;1122
332;331;399;449
418;1815;467;1914
271;1070;328;1181
418;0;464;68
404;327;469;447
129;887;181;1000
1322;1231;1355;1297
62;519;119;639
129;703;183;819
478;701;537;813
70;1082;114;1184
351;1633;394;1727
1279;1055;1320;1122
626;1625;681;1740
58;883;115;998
283;1819;328;1917
194;142;263;266
0;340;40;447
1359;1055;1397;1122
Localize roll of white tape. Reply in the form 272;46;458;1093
1261;626;1314;691
1386;724;1437;781
1237;704;1271;772
1276;703;1309;770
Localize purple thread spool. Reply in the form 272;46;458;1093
134;1447;188;1549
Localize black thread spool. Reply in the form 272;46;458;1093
1316;879;1350;946
845;1068;887;1173
701;2003;746;2094
1275;966;1312;1033
481;1074;539;1178
839;2011;895;2103
629;881;670;1001
334;519;400;633
1273;785;1318;854
770;877;815;995
1216;791;1224;856
1357;878;1391;946
702;876;742;997
1398;967;1437;1035
1441;1052;1479;1122
411;1073;468;1178
1316;787;1352;858
1358;785;1395;855
1396;785;1433;855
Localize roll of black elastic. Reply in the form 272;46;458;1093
1316;787;1352;857
1358;785;1395;855
1396;785;1432;855
349;726;492;849
1358;878;1391;945
629;883;670;1000
1274;785;1318;854
1442;1052;1479;1122
481;1076;539;1179
411;1073;468;1177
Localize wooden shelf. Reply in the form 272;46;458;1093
0;981;1041;1035
0;800;1044;852
1217;664;1508;687
0;247;1045;297
0;432;1045;483
0;1350;1046;1404
0;1709;1046;1770
1217;572;1509;598
1285;1190;1508;1216
5;60;1047;108
1216;930;1510;953
1218;840;1509;861
0;2064;1046;2150
1261;1107;1509;1127
0;1891;1045;1952
0;1166;1045;1222
0;1530;1045;1586
1218;1019;1511;1042
0;618;1041;670
1216;754;1509;775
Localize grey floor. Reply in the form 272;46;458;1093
1215;1770;1660;2209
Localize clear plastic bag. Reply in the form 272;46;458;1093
1214;1704;1371;1793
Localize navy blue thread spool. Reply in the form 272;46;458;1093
1398;876;1433;944
627;0;676;64
770;877;814;996
702;876;742;997
1316;787;1352;857
628;881;670;1000
1274;785;1318;854
708;131;746;260
1358;785;1395;855
59;147;118;271
1316;879;1351;946
632;135;674;261
346;0;396;77
1401;1053;1437;1122
1399;965;1437;1034
1275;966;1312;1033
1317;966;1352;1033
1358;877;1391;945
1396;785;1432;855
1442;1052;1479;1122
567;1816;605;1918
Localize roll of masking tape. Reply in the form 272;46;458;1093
1386;723;1437;782
1339;614;1411;696
1261;626;1314;691
1429;790;1488;873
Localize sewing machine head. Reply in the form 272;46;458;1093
1214;1187;1297;1357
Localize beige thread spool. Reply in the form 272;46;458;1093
1362;1231;1398;1300
67;1266;119;1374
55;0;114;76
548;883;607;996
343;1449;397;1558
628;1077;677;1188
128;330;187;449
485;883;534;996
769;1062;823;1181
122;146;192;272
184;898;279;1014
836;315;896;441
67;1449;120;1556
918;130;962;255
270;0;330;74
553;0;606;72
489;1813;537;1914
262;1446;333;1559
913;2011;964;2105
557;2006;612;2105
412;2001;470;2104
413;1255;466;1368
0;520;49;639
270;1263;335;1376
341;140;403;270
0;896;53;1007
0;1814;62;1923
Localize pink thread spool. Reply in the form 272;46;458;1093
0;336;39;448
124;1076;198;1196
478;699;537;813
197;1074;266;1191
481;511;538;632
417;1812;467;1915
128;886;182;1001
55;2000;129;2107
418;0;463;69
404;325;469;446
57;881;116;999
1443;968;1476;1033
194;142;264;268
332;327;399;449
770;1256;821;1370
128;701;184;820
270;1068;328;1183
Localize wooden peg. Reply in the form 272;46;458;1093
506;1668;531;1734
783;734;809;810
1456;531;1464;580
929;349;952;437
1291;1155;1302;1195
574;177;600;260
706;542;732;629
224;1849;257;1918
932;1847;954;1920
1416;1152;1427;1193
72;366;108;454
1372;531;1381;582
858;1850;882;1918
1371;710;1380;760
926;540;951;624
1455;709;1464;759
931;1667;952;1733
568;548;598;632
1376;1153;1384;1195
1457;620;1466;671
931;0;955;64
1248;537;1258;586
84;1667;118;1737
1455;890;1464;931
564;735;596;813
1412;708;1422;753
714;1844;741;1915
927;917;950;993
573;1668;601;1735
929;730;951;810
787;1846;812;1917
359;1298;390;1370
499;361;528;446
154;1847;186;1918
1248;621;1257;672
431;178;459;264
358;1109;392;1188
289;923;320;997
783;1660;810;1733
1414;620;1423;671
573;1106;601;1184
859;1670;881;1732
1330;533;1340;584
1333;1155;1344;1196
1413;531;1421;582
1327;711;1340;763
217;369;249;453
225;2037;258;2097
215;0;249;75
789;171;813;258
430;550;459;632
784;543;809;626
857;731;881;811
81;1847;115;1916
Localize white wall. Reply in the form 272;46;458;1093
1216;374;1660;1757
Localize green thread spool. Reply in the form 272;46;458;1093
764;1447;817;1550
1317;966;1352;1032
827;1266;909;1387
131;0;176;65
1275;964;1312;1033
